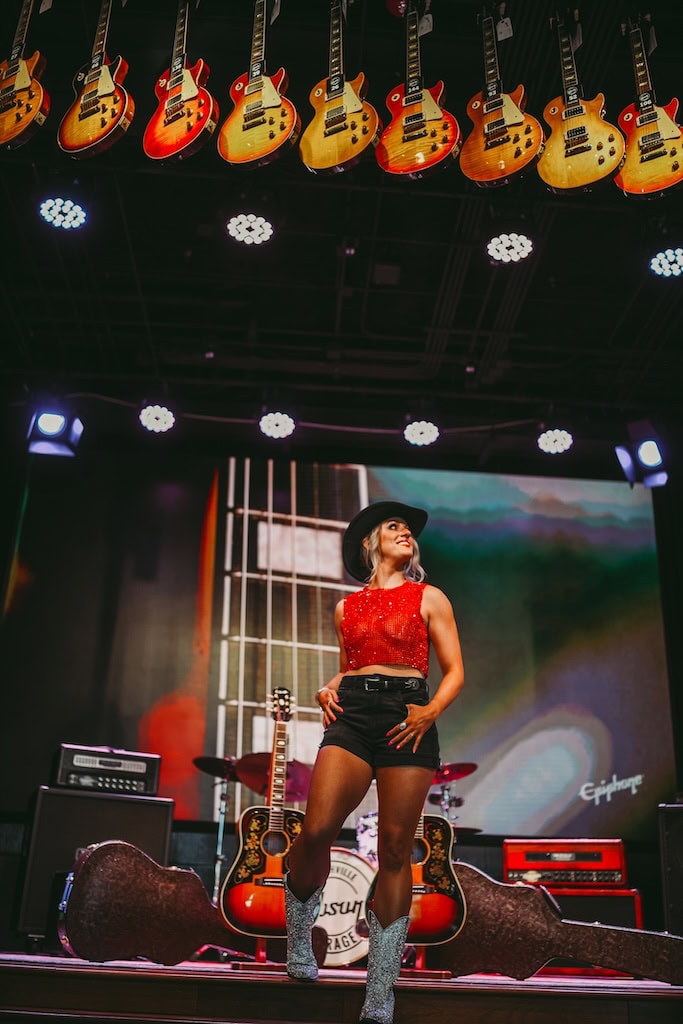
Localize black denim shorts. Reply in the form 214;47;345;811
319;674;440;772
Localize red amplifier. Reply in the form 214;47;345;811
503;838;627;886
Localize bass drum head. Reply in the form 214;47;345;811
318;847;376;967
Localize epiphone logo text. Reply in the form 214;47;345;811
579;772;644;806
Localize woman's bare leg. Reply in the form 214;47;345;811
288;745;373;900
373;765;434;926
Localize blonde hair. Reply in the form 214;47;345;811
361;523;426;584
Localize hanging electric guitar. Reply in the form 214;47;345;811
376;0;461;178
614;17;683;197
219;688;303;937
459;4;544;187
57;0;135;158
0;0;50;149
298;0;381;174
536;12;624;192
216;0;300;167
142;0;219;162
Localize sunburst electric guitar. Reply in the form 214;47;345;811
219;688;304;938
298;0;381;174
58;0;135;158
217;0;300;167
0;0;50;149
536;14;624;192
376;0;461;178
614;17;683;197
459;5;544;187
142;0;219;162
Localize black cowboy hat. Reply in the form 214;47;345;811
342;501;428;582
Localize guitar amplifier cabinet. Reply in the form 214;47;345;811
545;885;643;929
503;838;627;886
52;743;161;796
16;786;174;940
659;803;683;936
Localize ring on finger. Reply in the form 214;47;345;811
399;721;407;731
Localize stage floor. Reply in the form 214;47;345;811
1;952;683;1024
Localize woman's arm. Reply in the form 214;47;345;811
316;598;347;726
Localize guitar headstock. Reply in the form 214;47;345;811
268;687;292;723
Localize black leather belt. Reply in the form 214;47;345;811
341;674;425;692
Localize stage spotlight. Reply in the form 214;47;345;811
259;411;296;439
649;247;683;277
28;407;84;456
615;420;668;487
487;231;533;265
404;419;440;446
537;427;573;454
226;212;274;246
139;402;176;434
38;196;87;230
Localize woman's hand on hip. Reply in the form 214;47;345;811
317;686;342;728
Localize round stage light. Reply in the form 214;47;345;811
403;420;440;446
259;411;295;438
537;428;574;454
36;412;67;436
139;403;176;433
226;213;274;246
487;231;533;264
649;247;683;277
39;197;87;230
637;439;662;468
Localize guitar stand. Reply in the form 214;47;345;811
230;936;288;972
400;945;452;980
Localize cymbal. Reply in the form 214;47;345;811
235;752;313;802
192;755;238;781
433;762;478;783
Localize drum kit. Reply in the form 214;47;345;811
193;754;480;967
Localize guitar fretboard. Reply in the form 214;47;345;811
327;0;345;98
168;0;189;99
9;0;34;64
629;24;655;117
557;22;583;114
404;2;423;103
248;0;267;88
482;15;501;102
90;0;113;68
267;719;288;833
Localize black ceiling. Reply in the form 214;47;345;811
1;0;682;479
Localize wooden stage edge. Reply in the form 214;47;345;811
1;953;683;1024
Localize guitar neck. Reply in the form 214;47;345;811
404;1;423;102
556;21;583;111
90;0;113;68
327;0;345;97
266;720;288;832
169;0;190;90
481;13;502;101
628;22;656;114
8;0;34;63
248;0;269;87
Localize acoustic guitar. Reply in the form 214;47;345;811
216;0;300;167
614;17;683;198
0;0;50;150
298;0;381;174
219;688;303;938
142;0;219;162
406;813;465;945
57;0;135;158
57;839;328;967
376;0;461;178
459;4;544;187
536;13;624;192
428;860;683;984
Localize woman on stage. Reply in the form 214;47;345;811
285;500;465;1023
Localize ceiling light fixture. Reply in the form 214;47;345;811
403;419;440;446
39;196;87;230
487;231;533;265
259;411;296;439
649;247;683;277
537;427;574;454
226;212;274;246
615;419;668;487
139;403;176;433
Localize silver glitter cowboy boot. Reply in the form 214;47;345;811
359;910;410;1024
284;874;324;981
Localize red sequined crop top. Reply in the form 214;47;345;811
341;580;429;677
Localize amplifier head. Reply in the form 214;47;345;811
52;743;161;796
